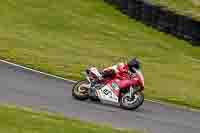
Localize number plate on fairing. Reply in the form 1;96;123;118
96;84;119;103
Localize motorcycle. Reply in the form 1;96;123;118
72;66;145;110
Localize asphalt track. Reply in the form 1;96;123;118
0;61;200;133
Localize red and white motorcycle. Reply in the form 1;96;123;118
72;67;144;110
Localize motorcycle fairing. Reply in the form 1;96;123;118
96;81;119;103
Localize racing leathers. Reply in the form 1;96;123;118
99;63;138;89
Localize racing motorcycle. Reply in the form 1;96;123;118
72;67;144;110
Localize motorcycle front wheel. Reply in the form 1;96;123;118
72;80;90;100
120;91;144;110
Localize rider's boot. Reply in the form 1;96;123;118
88;80;97;97
88;80;100;101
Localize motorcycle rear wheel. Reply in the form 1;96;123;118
120;91;144;110
72;80;89;100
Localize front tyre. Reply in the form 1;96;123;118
120;91;144;110
72;80;90;100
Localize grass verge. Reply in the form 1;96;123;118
150;0;200;21
0;104;141;133
0;0;200;109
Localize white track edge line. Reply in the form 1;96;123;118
0;59;76;83
0;59;199;112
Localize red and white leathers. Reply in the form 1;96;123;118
102;63;139;89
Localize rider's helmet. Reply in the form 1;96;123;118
127;57;140;73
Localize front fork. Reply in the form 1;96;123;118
129;86;140;98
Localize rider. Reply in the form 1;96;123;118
90;57;141;95
101;57;140;78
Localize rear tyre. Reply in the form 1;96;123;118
120;91;144;110
72;80;89;100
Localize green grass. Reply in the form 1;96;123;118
0;104;140;133
150;0;200;21
0;0;200;109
